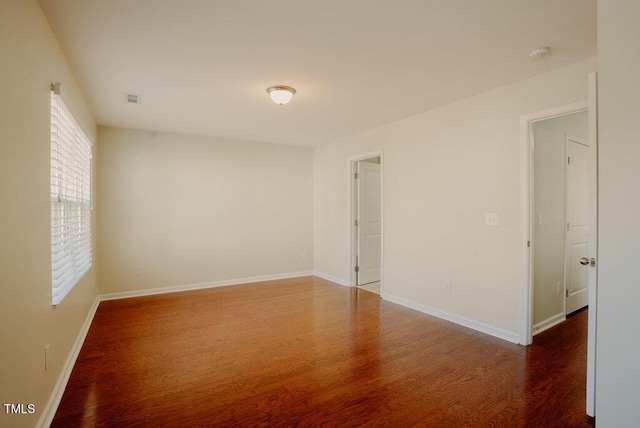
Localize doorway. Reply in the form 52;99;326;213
520;71;598;418
349;152;383;295
531;113;589;335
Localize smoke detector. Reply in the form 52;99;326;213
529;47;551;60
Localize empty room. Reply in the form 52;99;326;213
1;0;639;427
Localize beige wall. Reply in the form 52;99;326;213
314;58;596;338
596;0;640;423
1;0;624;422
97;127;314;295
0;0;98;427
532;112;588;326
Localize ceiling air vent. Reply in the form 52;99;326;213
125;93;141;104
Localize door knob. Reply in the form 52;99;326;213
579;257;590;266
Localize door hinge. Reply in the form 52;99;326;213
566;289;569;298
568;156;571;165
355;219;359;226
527;240;530;248
355;265;360;273
354;172;359;179
567;222;570;231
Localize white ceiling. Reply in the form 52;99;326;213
38;0;596;147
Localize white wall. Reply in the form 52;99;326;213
0;1;98;427
98;127;314;295
532;112;588;327
596;0;640;424
314;58;596;339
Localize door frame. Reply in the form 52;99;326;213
348;150;384;292
519;99;589;345
520;72;598;417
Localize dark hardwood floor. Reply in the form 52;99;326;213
53;277;593;427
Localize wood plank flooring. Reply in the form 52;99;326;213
52;276;593;427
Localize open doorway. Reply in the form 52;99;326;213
531;112;589;335
349;152;383;295
520;71;598;419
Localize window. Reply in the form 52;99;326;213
50;84;92;305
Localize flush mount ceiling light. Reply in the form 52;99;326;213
529;47;551;60
266;85;296;105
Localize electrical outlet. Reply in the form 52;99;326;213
556;282;562;295
136;266;142;275
444;281;451;293
44;345;50;370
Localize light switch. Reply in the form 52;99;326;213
485;213;499;226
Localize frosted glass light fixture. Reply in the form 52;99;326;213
267;85;296;105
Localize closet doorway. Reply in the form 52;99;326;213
349;152;383;295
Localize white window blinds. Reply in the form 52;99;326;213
50;87;92;305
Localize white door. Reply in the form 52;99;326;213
356;161;381;285
564;135;590;314
586;72;598;417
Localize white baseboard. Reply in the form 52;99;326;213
100;271;314;301
382;293;519;344
532;312;566;336
37;295;101;428
313;271;349;286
